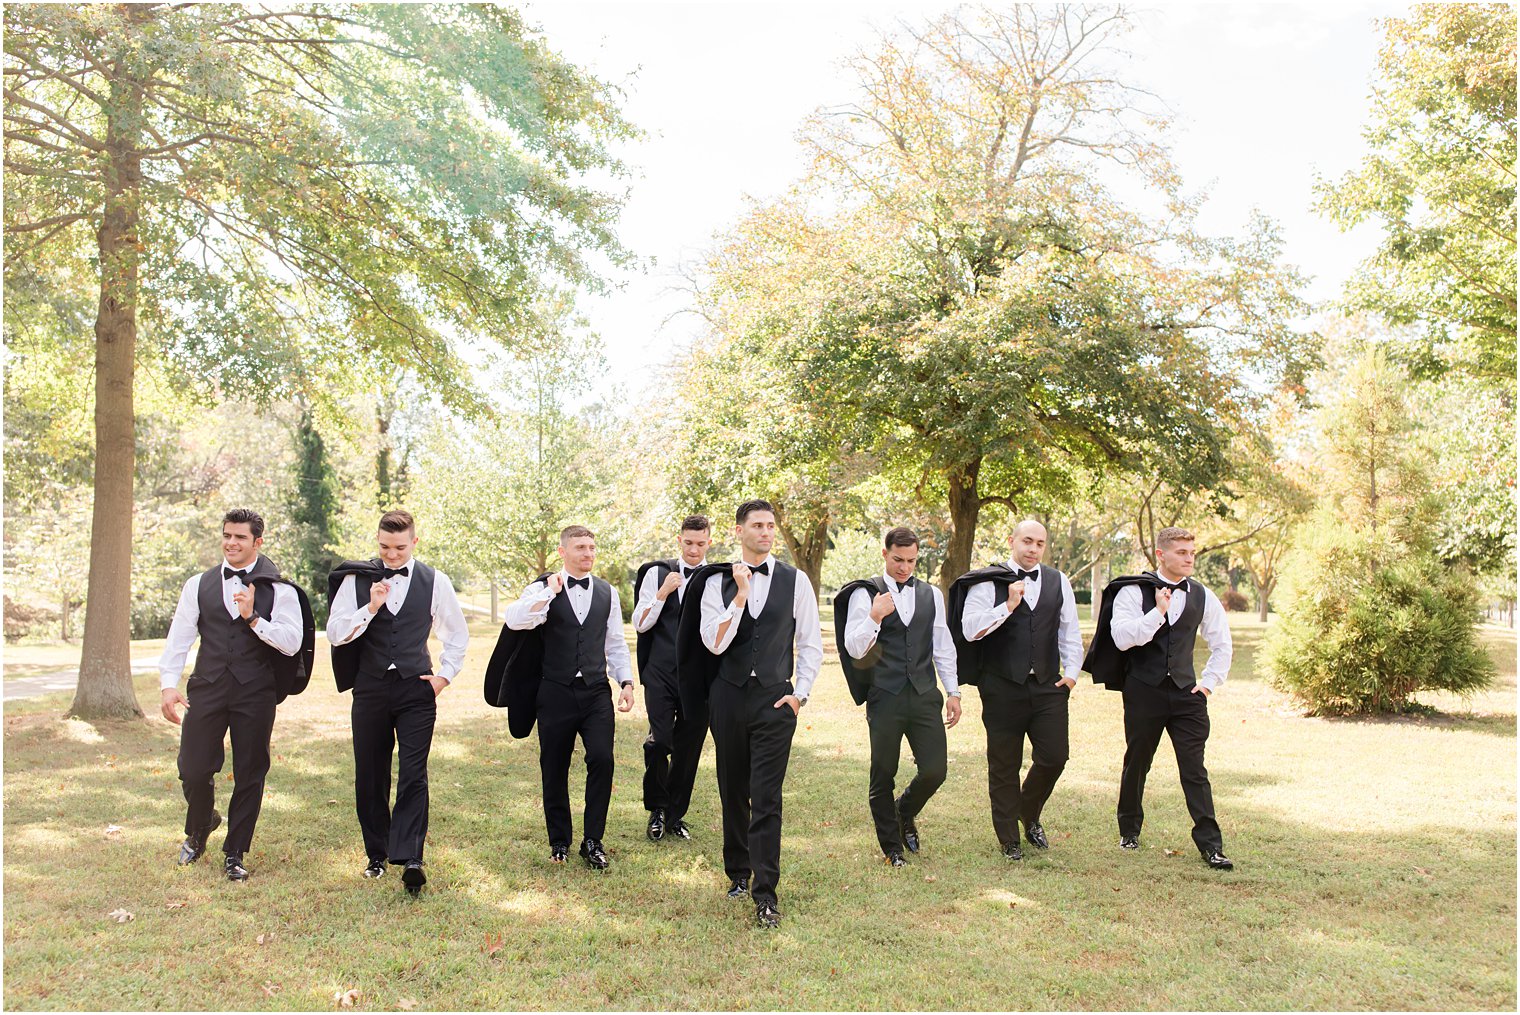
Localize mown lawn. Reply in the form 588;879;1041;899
3;615;1514;1011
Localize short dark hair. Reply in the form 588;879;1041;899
560;524;595;544
681;514;711;533
379;510;415;535
735;499;774;524
222;508;265;540
884;527;919;550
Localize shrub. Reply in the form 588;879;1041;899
1263;520;1494;714
1220;588;1251;612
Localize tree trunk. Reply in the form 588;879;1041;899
1257;584;1272;623
71;28;148;720
776;511;827;597
940;458;982;593
376;402;392;507
490;581;499;625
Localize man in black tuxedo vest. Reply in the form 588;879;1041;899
837;527;961;867
1095;525;1234;869
327;510;469;895
692;499;822;929
953;520;1083;860
504;525;635;870
159;508;305;881
631;514;712;842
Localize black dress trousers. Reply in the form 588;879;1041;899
351;669;437;864
1117;677;1222;854
978;677;1070;848
708;674;797;908
865;682;947;855
178;670;278;856
642;666;708;822
536;678;616;848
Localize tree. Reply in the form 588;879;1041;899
285;407;342;625
1316;4;1517;382
704;6;1312;592
4;4;636;718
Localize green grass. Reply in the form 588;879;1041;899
3;616;1515;1010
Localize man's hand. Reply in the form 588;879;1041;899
1056;677;1076;690
233;585;255;620
732;563;751;595
868;592;897;623
161;687;188;725
368;579;390;614
1006;580;1026;611
773;694;801;716
419;674;447;697
657;571;683;601
1191;684;1211;696
546;573;564;595
617;683;636;712
1154;587;1172;616
944;695;962;728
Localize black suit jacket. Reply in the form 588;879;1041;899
945;564;1022;688
633;558;680;683
482;574;554;739
674;562;735;716
832;576;890;706
238;554;315;704
1082;572;1173;692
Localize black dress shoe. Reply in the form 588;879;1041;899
1024;821;1049;850
223;853;250;881
647;808;666;841
1000;841;1023;861
402;859;426;895
550;845;569;864
896;797;920;853
726;878;749;899
669;820;692;840
177;810;222;866
580;838;609;870
1119;835;1140;850
755;902;780;928
363;858;387;879
886;851;907;868
1204;850;1234;870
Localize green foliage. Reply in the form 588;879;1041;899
818;528;891;595
1316;5;1517;382
1264;518;1494;714
285;409;343;625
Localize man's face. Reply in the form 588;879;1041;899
1156;539;1197;578
735;510;776;559
559;536;596;576
1009;525;1047;569
222;523;261;567
679;528;711;567
883;543;918;583
378;528;418;567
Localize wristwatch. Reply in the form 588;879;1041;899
796;695;808;708
243;613;259;628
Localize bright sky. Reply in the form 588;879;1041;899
518;1;1401;396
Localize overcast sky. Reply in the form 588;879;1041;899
517;1;1401;395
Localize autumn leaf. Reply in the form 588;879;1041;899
103;824;124;838
1163;849;1181;857
261;983;281;997
256;932;275;945
398;999;418;1010
107;908;133;923
335;988;361;1007
165;901;187;910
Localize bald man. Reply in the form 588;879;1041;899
958;521;1083;859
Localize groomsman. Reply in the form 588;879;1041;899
1086;526;1234;869
837;527;961;867
504;525;635;870
952;519;1082;860
631;515;713;841
327;510;469;896
159;508;309;881
688;499;822;929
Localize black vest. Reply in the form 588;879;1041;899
979;564;1064;685
191;563;278;686
717;561;798;688
1125;578;1206;689
353;561;436;679
861;579;937;695
646;560;685;676
541;576;613;685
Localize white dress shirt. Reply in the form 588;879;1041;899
961;561;1084;682
326;560;470;683
632;558;706;632
503;571;634;685
1110;573;1233;691
842;576;960;695
158;558;303;690
698;556;824;699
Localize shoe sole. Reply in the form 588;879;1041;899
402;866;426;895
647;828;664;841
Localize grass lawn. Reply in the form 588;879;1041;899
3;614;1514;1011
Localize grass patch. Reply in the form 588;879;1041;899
3;616;1514;1010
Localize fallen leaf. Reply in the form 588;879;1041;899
256;932;274;945
165;901;187;910
1163;849;1181;857
104;824;124;837
335;988;360;1007
1414;866;1433;878
261;983;281;997
1111;886;1121;892
107;908;133;923
923;875;938;883
484;932;504;956
398;999;417;1010
327;799;339;805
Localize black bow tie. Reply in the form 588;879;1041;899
1014;568;1039;582
894;577;915;589
679;565;693;578
383;566;410;579
567;575;590;589
222;567;249;582
1156;577;1185;592
747;562;770;576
